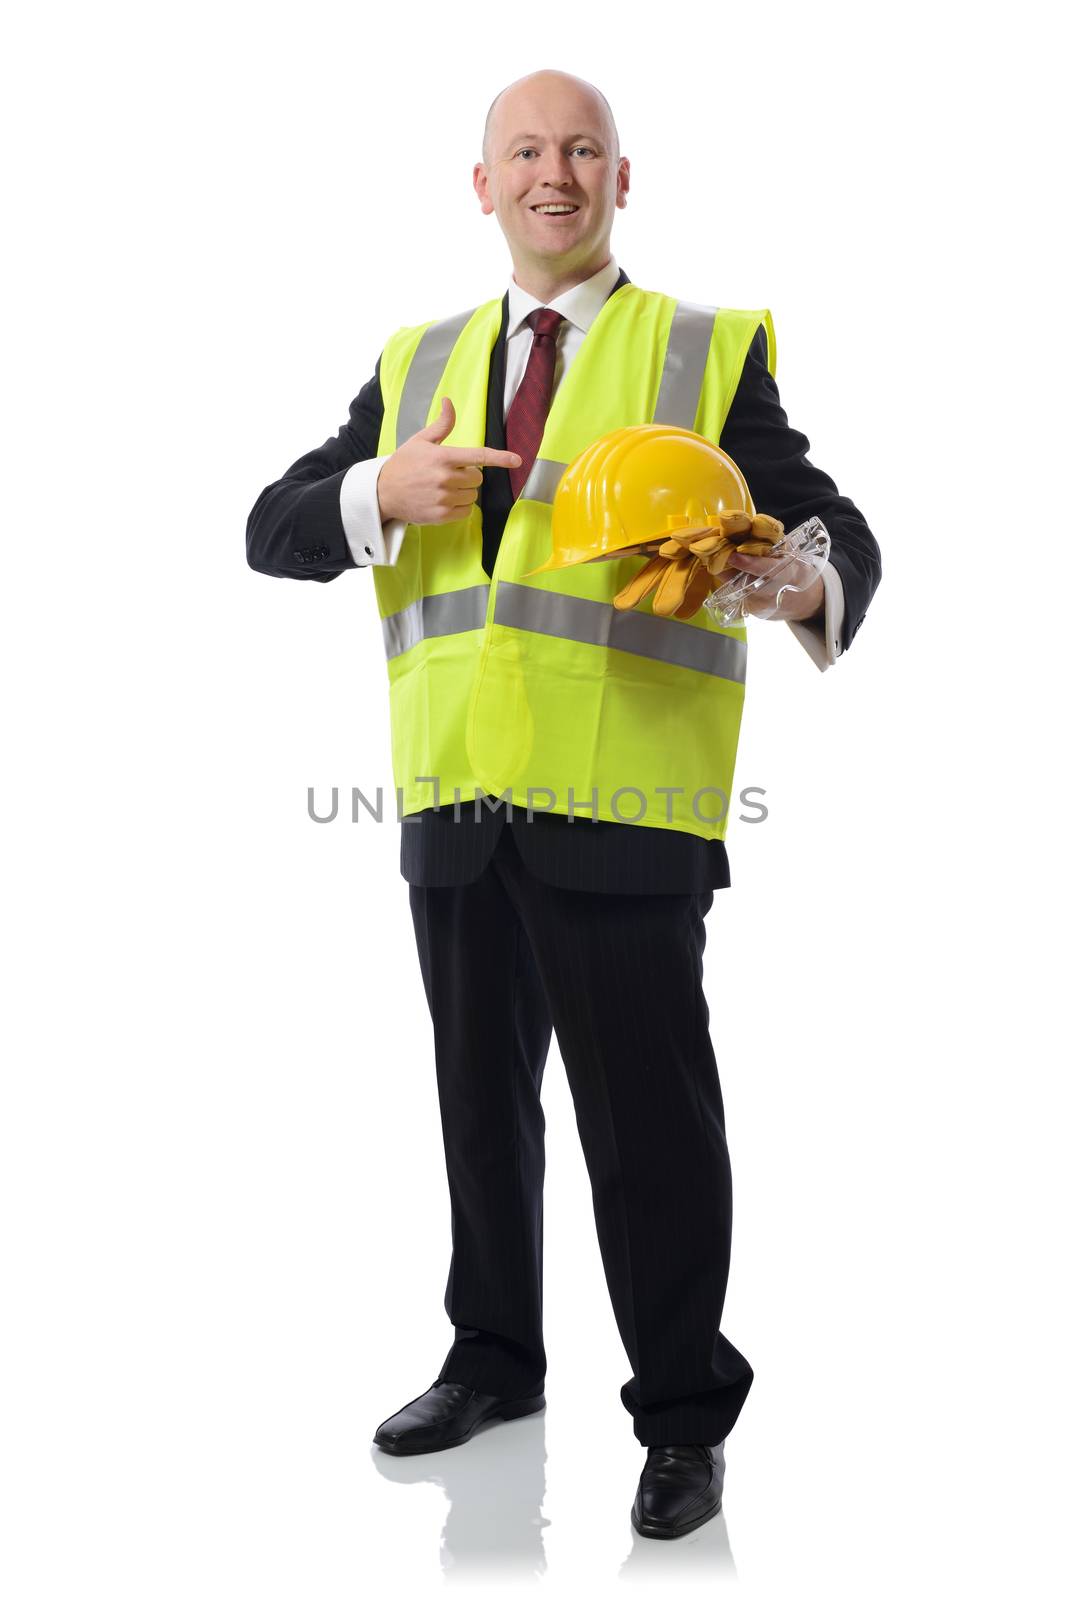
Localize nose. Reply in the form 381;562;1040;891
536;147;573;188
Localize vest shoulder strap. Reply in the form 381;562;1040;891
378;299;501;453
694;306;776;441
377;291;775;453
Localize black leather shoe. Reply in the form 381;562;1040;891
372;1380;546;1456
631;1442;725;1539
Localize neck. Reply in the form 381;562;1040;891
511;251;612;306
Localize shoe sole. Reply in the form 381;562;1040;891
373;1393;546;1456
631;1494;722;1539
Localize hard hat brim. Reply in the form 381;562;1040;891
524;547;603;576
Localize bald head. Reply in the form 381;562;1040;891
481;69;619;166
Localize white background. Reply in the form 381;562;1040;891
3;1;1065;1595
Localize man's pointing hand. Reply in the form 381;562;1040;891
376;397;522;525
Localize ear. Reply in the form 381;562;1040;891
615;156;631;211
473;163;495;216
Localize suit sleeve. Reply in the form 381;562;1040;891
719;327;881;653
245;354;387;582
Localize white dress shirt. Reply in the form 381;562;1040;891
339;254;844;668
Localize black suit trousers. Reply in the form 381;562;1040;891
408;821;754;1446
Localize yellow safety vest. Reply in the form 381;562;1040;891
372;282;775;842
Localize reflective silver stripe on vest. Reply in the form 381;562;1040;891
382;585;488;661
396;308;478;445
653;300;717;428
518;457;568;503
492;581;745;684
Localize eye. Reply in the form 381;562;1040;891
515;148;537;160
572;146;597;157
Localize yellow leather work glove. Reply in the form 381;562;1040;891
612;513;785;620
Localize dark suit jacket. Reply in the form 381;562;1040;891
247;268;881;891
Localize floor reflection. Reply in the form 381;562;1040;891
620;1504;737;1579
370;1408;549;1578
371;1411;739;1581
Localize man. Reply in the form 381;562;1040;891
246;67;880;1540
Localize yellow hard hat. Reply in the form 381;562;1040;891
525;424;755;575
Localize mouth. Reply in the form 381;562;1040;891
530;202;580;217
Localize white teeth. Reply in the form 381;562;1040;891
534;204;577;214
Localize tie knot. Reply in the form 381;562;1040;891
530;308;565;342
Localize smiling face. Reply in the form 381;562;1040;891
473;72;630;297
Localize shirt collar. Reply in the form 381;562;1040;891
506;253;620;340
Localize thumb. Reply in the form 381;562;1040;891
417;395;456;444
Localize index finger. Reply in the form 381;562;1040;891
440;445;523;468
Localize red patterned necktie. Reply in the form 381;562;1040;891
507;308;566;499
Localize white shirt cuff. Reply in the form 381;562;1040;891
787;557;845;671
339;457;406;567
